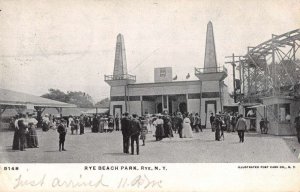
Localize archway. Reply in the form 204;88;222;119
179;102;187;114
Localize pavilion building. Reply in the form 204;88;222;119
105;22;231;127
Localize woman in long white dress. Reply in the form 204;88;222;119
182;116;193;138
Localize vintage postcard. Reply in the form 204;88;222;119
0;0;299;191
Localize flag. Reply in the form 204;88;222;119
186;73;190;79
173;75;177;80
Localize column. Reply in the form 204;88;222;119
186;94;188;112
162;95;169;113
140;96;143;116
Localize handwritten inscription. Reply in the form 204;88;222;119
118;175;162;189
51;174;109;188
13;174;163;190
14;174;46;189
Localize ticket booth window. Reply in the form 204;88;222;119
278;103;290;122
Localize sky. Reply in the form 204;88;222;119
0;0;299;103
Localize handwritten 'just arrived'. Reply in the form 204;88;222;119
13;174;162;189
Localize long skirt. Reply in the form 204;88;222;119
25;132;30;148
92;125;98;132
164;123;173;138
140;128;148;140
27;127;39;148
42;122;49;132
147;123;151;133
12;129;20;150
155;124;165;140
182;123;193;138
99;122;104;133
71;125;78;134
80;123;84;134
104;124;108;132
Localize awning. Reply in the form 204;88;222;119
0;88;76;108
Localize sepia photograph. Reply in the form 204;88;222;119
0;0;300;191
0;0;300;190
0;0;300;192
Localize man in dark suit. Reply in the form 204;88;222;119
129;113;141;155
210;113;215;132
57;119;67;151
214;115;222;141
176;112;183;138
121;112;130;153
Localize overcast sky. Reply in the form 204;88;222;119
0;0;299;102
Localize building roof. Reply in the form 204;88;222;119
1;108;84;118
0;88;76;108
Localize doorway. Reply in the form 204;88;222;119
157;103;162;114
179;102;187;114
205;100;216;128
113;105;122;117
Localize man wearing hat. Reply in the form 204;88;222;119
57;118;67;151
121;112;130;153
214;114;222;141
129;113;141;155
176;112;183;138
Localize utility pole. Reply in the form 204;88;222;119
225;54;244;103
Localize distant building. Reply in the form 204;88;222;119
105;22;231;127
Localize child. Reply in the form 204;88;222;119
103;118;109;133
57;119;67;152
140;119;148;146
108;115;114;133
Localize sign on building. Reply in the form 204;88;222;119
154;67;172;83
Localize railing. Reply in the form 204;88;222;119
104;74;136;81
195;66;227;74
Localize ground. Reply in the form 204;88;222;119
0;128;299;163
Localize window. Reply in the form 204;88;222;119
278;103;290;122
267;103;291;122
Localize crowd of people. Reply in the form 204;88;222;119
209;112;247;142
119;111;197;155
10;110;300;153
91;114;120;133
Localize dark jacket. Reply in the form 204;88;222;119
214;117;222;130
17;119;27;134
176;116;183;128
210;116;215;124
236;117;247;131
129;118;141;136
57;123;67;134
121;117;131;136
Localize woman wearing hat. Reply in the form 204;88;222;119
42;114;50;131
182;114;193;138
27;113;39;148
153;114;165;141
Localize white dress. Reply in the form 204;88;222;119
182;117;193;138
